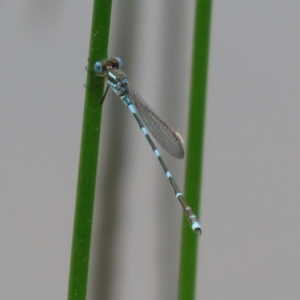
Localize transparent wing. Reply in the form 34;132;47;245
128;89;184;159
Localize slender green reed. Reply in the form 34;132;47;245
67;1;112;299
178;1;212;300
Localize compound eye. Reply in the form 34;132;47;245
94;61;103;73
112;57;123;68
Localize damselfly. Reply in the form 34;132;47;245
93;57;201;235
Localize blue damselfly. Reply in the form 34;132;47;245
93;57;201;235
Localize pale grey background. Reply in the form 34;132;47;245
1;1;300;299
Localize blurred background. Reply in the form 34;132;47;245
1;1;300;299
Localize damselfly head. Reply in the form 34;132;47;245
94;57;123;75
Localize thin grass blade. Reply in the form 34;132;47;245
178;1;213;299
67;1;112;299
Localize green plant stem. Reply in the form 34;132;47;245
67;1;112;299
178;1;212;300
